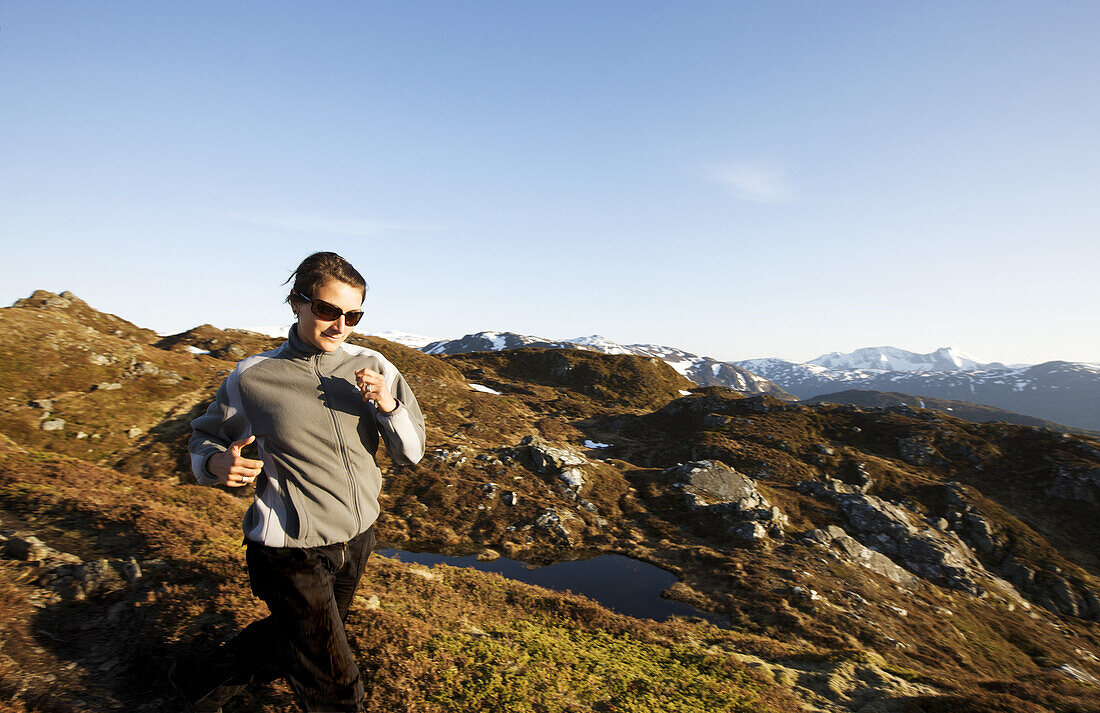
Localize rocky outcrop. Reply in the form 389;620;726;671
798;476;1100;619
510;435;591;500
799;478;997;596
662;460;787;544
939;483;1100;620
803;525;920;587
1047;464;1100;505
533;508;584;545
1;529;166;605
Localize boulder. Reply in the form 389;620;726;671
666;460;758;504
510;436;590;497
663;460;787;542
805;526;920;588
518;435;588;475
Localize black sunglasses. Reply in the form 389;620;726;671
295;292;364;327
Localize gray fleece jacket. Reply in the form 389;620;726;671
188;327;425;548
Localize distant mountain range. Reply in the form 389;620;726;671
422;332;792;398
417;334;1100;431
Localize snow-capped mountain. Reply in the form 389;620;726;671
423;331;579;355
564;335;637;355
243;324;435;349
364;330;436;349
735;357;1100;432
421;332;790;397
807;346;996;372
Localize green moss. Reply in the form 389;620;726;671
421;620;774;712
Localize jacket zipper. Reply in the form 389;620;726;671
314;355;363;535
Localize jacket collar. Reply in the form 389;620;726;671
286;324;334;359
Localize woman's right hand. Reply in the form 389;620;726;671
207;435;264;487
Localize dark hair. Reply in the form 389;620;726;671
284;252;367;304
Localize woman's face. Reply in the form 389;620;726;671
293;280;365;352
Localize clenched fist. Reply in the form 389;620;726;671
208;435;264;488
355;367;396;413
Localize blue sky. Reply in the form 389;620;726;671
3;1;1098;364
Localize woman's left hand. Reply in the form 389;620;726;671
356;368;397;413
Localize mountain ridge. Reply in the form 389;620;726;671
418;331;1100;431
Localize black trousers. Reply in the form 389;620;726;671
184;527;376;712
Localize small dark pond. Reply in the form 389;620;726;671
376;549;728;628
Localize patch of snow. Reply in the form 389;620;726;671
245;324;293;338
186;346;210;355
468;383;502;395
584;440;611;449
362;330;436;349
477;332;508;351
679;390;692;396
566;335;632;354
664;359;695;376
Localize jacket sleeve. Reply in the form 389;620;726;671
375;367;426;466
188;367;252;485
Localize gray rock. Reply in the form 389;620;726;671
558;467;585;491
519;436;588;474
130;361;160;376
664;461;787;544
1049;578;1080;617
800;478;987;594
77;559;127;597
533;508;580;543
730;522;767;542
121;556;142;584
897;435;939;466
1048;465;1100;505
95;382;122;391
806;526;921;587
41;419;65;431
3;535;51;561
665;460;757;503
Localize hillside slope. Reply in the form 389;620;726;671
1;292;1098;713
806;389;1096;435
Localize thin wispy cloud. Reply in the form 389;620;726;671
707;162;791;203
226;213;435;237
